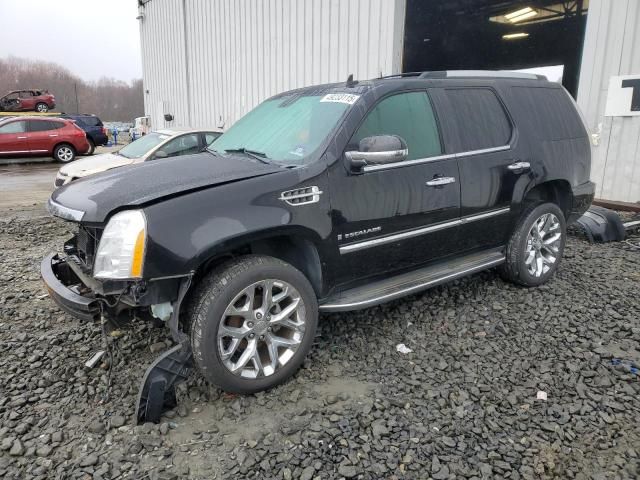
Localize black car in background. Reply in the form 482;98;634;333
42;71;595;422
60;114;108;155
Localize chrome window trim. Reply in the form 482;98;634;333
47;198;85;222
339;207;511;254
361;145;510;173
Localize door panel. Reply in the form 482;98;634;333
27;120;59;153
442;87;524;251
330;159;460;286
19;91;36;110
0;121;29;154
328;90;461;288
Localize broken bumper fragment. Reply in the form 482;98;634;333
40;253;100;321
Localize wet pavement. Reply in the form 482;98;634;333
0;162;58;210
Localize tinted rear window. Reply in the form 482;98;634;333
29;120;54;132
511;86;586;140
445;88;512;152
77;116;102;127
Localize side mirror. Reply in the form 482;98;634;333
153;150;168;159
345;135;408;172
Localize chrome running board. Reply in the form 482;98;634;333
319;249;505;312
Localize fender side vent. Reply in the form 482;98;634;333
278;186;323;206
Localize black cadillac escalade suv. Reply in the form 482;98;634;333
41;71;595;421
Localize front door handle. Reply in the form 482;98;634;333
48;134;58;137
426;176;456;187
17;136;27;139
507;161;530;172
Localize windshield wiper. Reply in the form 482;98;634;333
223;147;271;164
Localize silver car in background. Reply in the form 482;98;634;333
54;127;223;187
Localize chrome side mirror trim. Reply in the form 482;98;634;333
345;148;409;165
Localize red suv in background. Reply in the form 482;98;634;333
0;89;56;112
0;117;89;162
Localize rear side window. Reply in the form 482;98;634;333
445;88;511;152
29;120;61;132
0;121;26;133
351;91;442;161
78;116;102;127
512;86;586;140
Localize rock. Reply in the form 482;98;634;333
338;464;358;478
1;437;15;451
150;342;166;353
110;415;126;428
36;445;53;457
300;465;315;480
9;440;24;456
88;420;105;434
79;453;99;467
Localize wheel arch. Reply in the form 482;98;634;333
522;179;573;218
190;228;326;298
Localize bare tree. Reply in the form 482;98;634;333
0;56;144;121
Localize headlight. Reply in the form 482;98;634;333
94;210;147;279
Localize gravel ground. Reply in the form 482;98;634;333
0;208;639;479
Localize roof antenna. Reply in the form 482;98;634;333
346;73;358;87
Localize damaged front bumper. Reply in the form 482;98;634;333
40;253;101;321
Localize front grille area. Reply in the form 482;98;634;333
64;226;102;273
54;174;65;187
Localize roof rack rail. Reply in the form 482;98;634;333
378;71;426;79
378;70;546;81
420;70;545;80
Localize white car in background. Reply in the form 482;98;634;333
54;127;223;187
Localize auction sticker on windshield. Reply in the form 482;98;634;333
320;93;360;105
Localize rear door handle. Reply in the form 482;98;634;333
48;134;58;137
507;161;530;172
426;176;456;187
17;136;27;139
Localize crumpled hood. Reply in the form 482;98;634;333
59;152;134;178
50;152;284;223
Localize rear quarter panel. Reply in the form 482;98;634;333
501;84;591;189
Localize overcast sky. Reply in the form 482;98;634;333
0;0;142;83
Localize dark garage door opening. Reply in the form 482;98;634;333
403;1;588;96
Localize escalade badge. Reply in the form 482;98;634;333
338;226;382;241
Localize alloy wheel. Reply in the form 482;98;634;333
524;213;562;277
57;147;74;162
217;279;306;379
36;104;48;112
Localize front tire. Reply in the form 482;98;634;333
53;144;76;163
188;255;318;394
500;202;566;287
35;102;49;112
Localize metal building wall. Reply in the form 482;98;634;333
139;0;406;131
577;0;640;202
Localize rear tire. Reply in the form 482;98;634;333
84;139;95;156
188;255;318;394
53;144;76;163
35;102;49;113
499;202;566;287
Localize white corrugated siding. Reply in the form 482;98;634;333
139;0;405;130
578;0;640;202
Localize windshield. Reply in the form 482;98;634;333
210;93;357;165
118;132;169;159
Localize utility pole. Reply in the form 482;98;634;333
74;83;80;114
